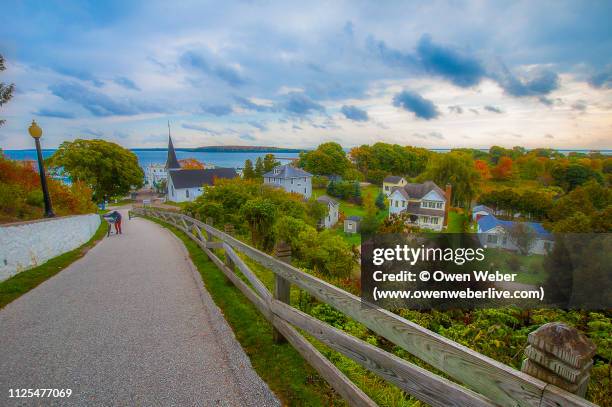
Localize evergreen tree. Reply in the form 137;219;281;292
352;181;362;204
263;153;280;173
326;180;337;197
255;157;264;178
243;159;255;179
375;191;386;210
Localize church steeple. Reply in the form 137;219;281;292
166;121;180;170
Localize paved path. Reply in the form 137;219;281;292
0;210;279;407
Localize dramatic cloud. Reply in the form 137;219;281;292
180;50;246;87
341;105;369;121
484;105;503;114
492;65;560;97
34;109;75;119
202;104;233;116
281;92;325;116
589;66;612;89
416;35;486;88
1;1;611;149
49;82;163;117
392;90;440;120
114;77;140;91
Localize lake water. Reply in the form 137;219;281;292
3;148;609;169
2;149;301;169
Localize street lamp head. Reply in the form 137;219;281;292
28;120;42;139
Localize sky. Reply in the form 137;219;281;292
1;0;611;150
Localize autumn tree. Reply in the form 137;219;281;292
491;156;514;180
474;159;491;180
179;158;205;169
0;54;15;127
48;139;144;201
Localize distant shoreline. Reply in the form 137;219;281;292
131;146;308;153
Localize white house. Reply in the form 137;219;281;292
263;164;313;199
382;176;407;196
164;134;238;202
145;163;167;189
477;214;554;255
388;181;450;231
167;168;238;203
316;195;339;228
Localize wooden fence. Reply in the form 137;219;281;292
130;208;598;407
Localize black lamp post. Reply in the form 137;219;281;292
28;120;55;218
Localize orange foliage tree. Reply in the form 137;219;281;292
0;154;96;223
179;158;205;169
491;156;514;180
474;159;491;180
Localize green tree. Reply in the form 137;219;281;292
359;193;379;234
0;54;15;127
552;163;603;191
241;198;277;249
48;139;143;201
243;159;256;179
298;142;351;176
375;191;386;210
424;152;480;207
254;157;264;178
262;153;280;173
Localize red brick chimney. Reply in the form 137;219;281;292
444;183;452;226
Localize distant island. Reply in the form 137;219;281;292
131;146;308;153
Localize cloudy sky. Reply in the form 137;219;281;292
1;0;611;149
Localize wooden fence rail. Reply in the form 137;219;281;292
130;208;598;407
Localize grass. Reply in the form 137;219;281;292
313;185;387;246
484;248;548;285
446;211;468;233
0;215;107;309
145;216;347;406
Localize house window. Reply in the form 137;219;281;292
291;179;294;184
487;235;498;244
186;189;190;198
395;200;399;207
422;216;430;223
402;201;406;207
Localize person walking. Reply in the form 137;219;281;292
104;211;122;235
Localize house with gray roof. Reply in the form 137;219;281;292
388;181;451;231
164;134;238;202
263;164;312;199
316;195;339;228
167;168;238;202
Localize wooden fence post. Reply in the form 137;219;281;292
521;322;596;397
273;240;292;344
